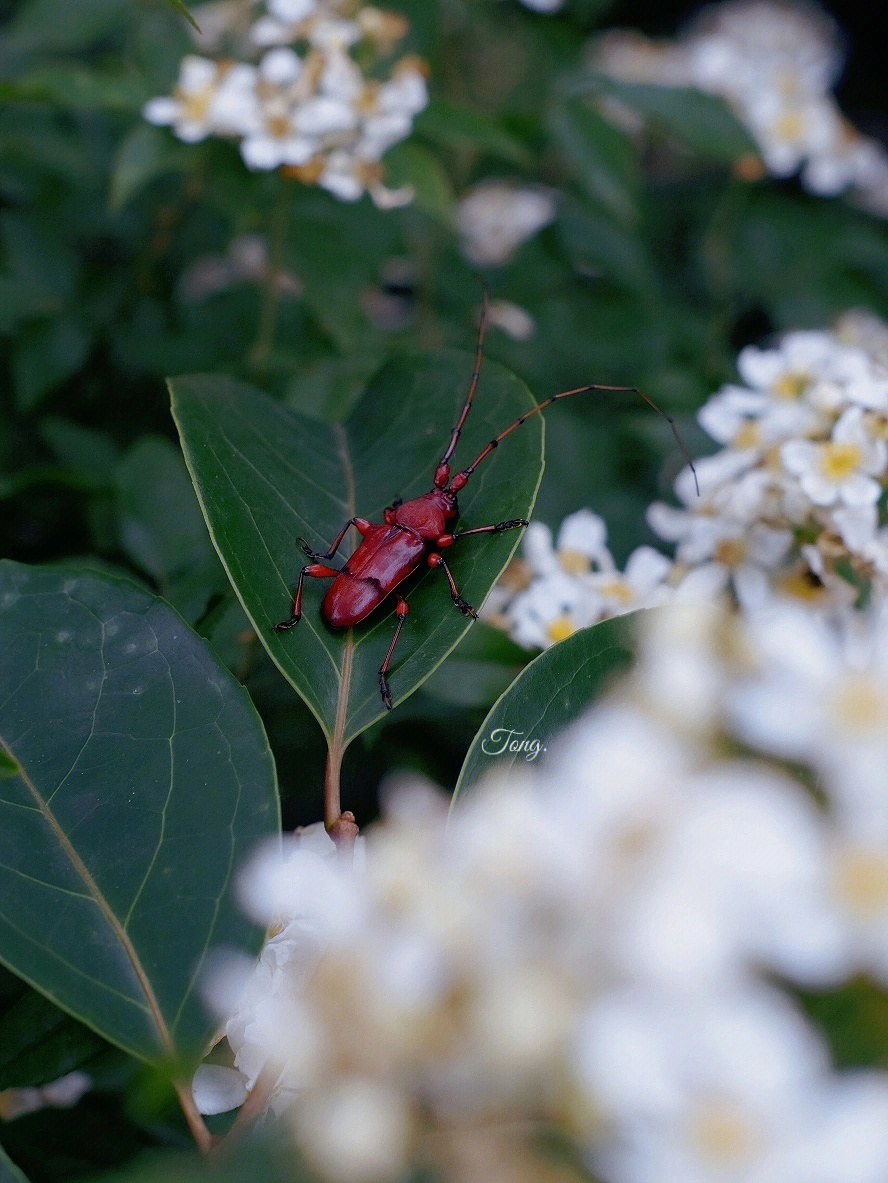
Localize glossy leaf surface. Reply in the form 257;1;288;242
454;614;638;799
169;353;543;744
0;562;279;1066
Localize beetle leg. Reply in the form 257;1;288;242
427;553;477;619
274;563;338;631
299;517;371;562
378;596;410;709
435;519;528;548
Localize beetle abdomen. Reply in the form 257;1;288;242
322;525;425;628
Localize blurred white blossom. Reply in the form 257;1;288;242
457;181;557;267
201;599;888;1182
589;1;888;213
0;1071;91;1122
143;2;428;207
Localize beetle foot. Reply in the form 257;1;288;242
298;537;322;560
378;670;393;710
453;596;478;620
495;518;528;531
274;615;301;631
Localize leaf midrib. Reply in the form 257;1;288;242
330;422;357;756
0;732;173;1057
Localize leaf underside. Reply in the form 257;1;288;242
169;351;544;744
0;561;279;1066
454;613;639;800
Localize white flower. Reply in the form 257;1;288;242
586;546;672;616
268;0;316;21
457;182;557;267
192;1065;249;1116
486;299;536;340
293;1078;412;1183
730;602;888;814
524;509;613;577
577;986;856;1183
143;55;226;142
500;567;604;648
781;405;887;507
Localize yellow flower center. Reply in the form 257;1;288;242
180;88;212;123
546;615;576;643
820;441;862;482
833;846;888;916
597;579;635;604
733;422;762;449
714;539;746;567
775;110;805;142
500;558;532;592
267;113;292;138
773;372;808;399
559;549;592;576
687;1100;757;1165
614;819;658;858
831;673;888;735
776;569;827;602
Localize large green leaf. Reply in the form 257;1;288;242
454;614;639;800
0;561;280;1066
169;353;543;744
0;1145;28;1183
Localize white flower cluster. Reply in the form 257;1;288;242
200;600;888;1183
481;508;672;647
589;0;888;213
143;1;428;206
486;309;888;651
649;311;888;614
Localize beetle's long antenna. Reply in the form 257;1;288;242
434;289;490;488
448;383;700;495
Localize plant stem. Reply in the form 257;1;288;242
324;737;344;831
175;1078;215;1153
325;626;354;834
212;1064;278;1157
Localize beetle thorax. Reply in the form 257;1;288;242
389;490;457;539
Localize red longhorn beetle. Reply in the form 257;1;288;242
274;297;695;709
